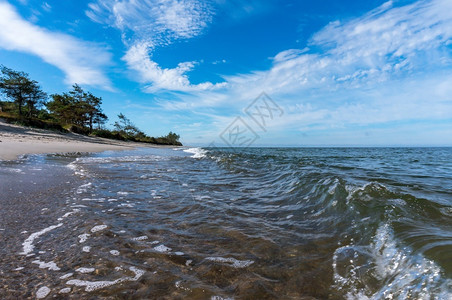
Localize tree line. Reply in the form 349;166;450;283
0;65;181;146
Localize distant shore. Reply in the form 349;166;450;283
0;120;169;160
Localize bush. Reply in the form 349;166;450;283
91;129;125;140
0;113;66;132
67;124;90;135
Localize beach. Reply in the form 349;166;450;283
0;120;156;161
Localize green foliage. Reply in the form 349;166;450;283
0;111;65;132
112;113;150;141
91;129;125;140
114;113;139;138
164;131;181;144
46;84;107;132
0;65;47;117
67;124;90;135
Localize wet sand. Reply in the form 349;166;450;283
0;120;161;160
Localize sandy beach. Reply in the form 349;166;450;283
0;120;157;160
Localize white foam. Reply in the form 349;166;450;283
36;286;50;299
36;286;51;299
154;245;172;253
7;168;23;174
205;257;254;268
67;266;145;292
174;251;184;256
59;288;71;294
57;209;80;221
60;273;73;279
76;267;95;273
13;267;24;271
71;205;87;208
20;223;63;255
132;236;148;241
67;162;77;170
175;280;191;291
194;195;211;200
117;191;129;195
82;198;105;202
32;260;61;271
90;225;107;233
110;250;120;256
183;147;207;159
82;246;91;253
78;233;90;243
76;182;92;193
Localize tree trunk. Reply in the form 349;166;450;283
89;115;93;132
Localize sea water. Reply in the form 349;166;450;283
0;147;451;299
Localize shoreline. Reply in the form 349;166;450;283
0;120;172;161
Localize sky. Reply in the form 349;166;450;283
0;0;451;146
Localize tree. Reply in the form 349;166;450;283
25;80;47;118
165;131;180;144
47;84;106;132
93;111;108;129
67;84;89;127
114;113;141;138
0;65;46;116
46;92;77;125
85;92;104;132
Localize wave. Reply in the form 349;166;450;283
183;147;208;158
333;224;451;299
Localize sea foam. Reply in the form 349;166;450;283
205;257;254;268
67;267;144;292
20;223;63;255
36;286;51;299
183;147;207;158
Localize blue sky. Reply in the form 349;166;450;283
0;0;451;146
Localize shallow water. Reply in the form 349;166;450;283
1;147;451;299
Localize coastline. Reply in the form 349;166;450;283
0;120;170;161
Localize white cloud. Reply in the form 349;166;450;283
87;0;213;43
41;2;51;12
123;42;226;92
0;1;112;89
86;0;218;92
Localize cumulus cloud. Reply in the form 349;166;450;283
0;1;112;89
86;0;219;92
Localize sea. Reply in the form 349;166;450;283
0;147;451;299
